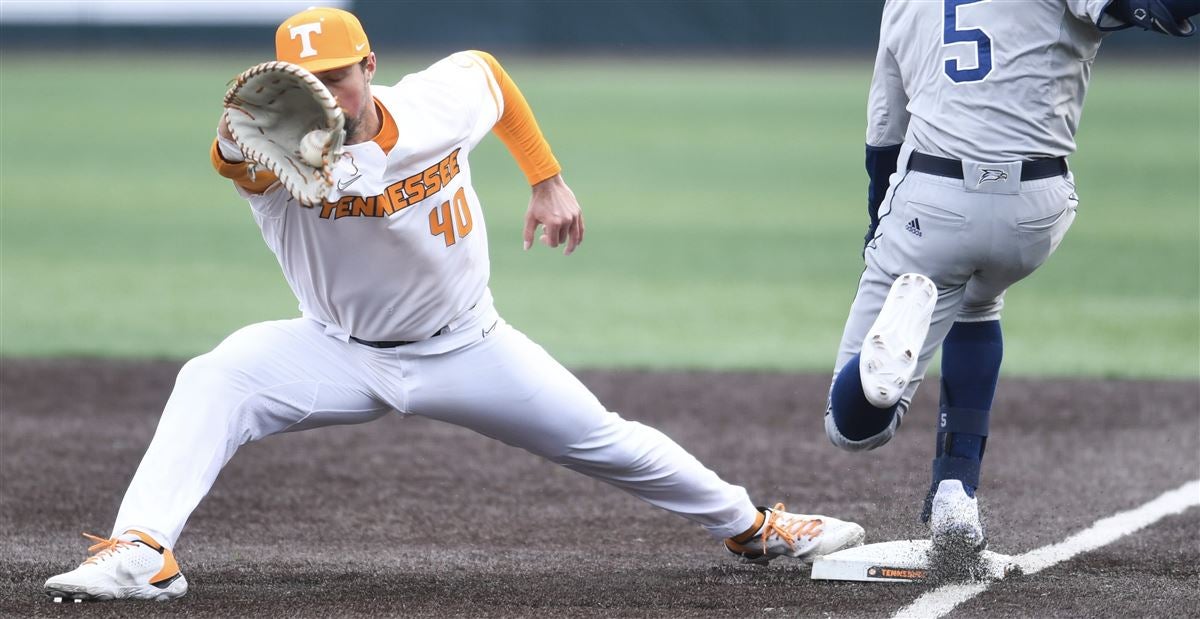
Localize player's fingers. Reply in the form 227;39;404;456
541;221;562;248
568;214;585;254
563;216;581;255
522;214;537;251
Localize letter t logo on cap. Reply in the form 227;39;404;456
276;7;369;72
289;22;322;58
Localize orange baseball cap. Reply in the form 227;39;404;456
275;7;371;73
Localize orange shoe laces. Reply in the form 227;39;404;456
757;503;823;555
81;532;135;565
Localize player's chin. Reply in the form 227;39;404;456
344;116;361;143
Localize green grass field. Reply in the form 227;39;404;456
1;53;1196;376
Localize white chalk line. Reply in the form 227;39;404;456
891;479;1200;619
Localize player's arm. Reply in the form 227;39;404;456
1100;0;1198;35
210;113;279;194
862;37;909;250
467;50;583;255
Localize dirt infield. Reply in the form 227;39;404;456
1;359;1197;618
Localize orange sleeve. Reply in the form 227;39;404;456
469;51;562;186
209;138;279;194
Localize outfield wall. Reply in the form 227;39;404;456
0;0;1191;56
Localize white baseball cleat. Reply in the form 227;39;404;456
725;503;866;564
859;273;938;408
929;480;986;551
44;531;187;602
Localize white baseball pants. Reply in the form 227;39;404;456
112;296;758;548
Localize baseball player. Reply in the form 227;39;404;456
824;0;1197;552
43;7;864;602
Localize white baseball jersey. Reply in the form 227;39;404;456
228;52;503;342
868;0;1121;161
123;49;765;552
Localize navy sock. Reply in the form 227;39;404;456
830;354;899;441
935;320;1003;497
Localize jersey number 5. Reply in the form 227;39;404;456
943;0;993;83
429;187;474;247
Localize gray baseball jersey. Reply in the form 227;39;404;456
826;0;1114;448
867;0;1121;161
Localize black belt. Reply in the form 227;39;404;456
350;325;450;348
908;152;1067;181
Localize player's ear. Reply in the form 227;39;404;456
362;52;377;81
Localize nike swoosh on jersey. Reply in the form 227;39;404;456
337;175;363;190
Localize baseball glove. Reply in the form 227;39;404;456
223;61;345;206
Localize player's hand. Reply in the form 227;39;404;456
523;174;584;255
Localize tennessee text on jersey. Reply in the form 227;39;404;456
317;148;462;219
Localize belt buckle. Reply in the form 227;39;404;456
962;160;1022;195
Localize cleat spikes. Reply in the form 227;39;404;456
859;273;937;409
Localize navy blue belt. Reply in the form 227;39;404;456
908;152;1067;181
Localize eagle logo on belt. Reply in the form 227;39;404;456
979;169;1009;183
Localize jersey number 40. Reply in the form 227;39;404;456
429;187;474;247
943;0;993;83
